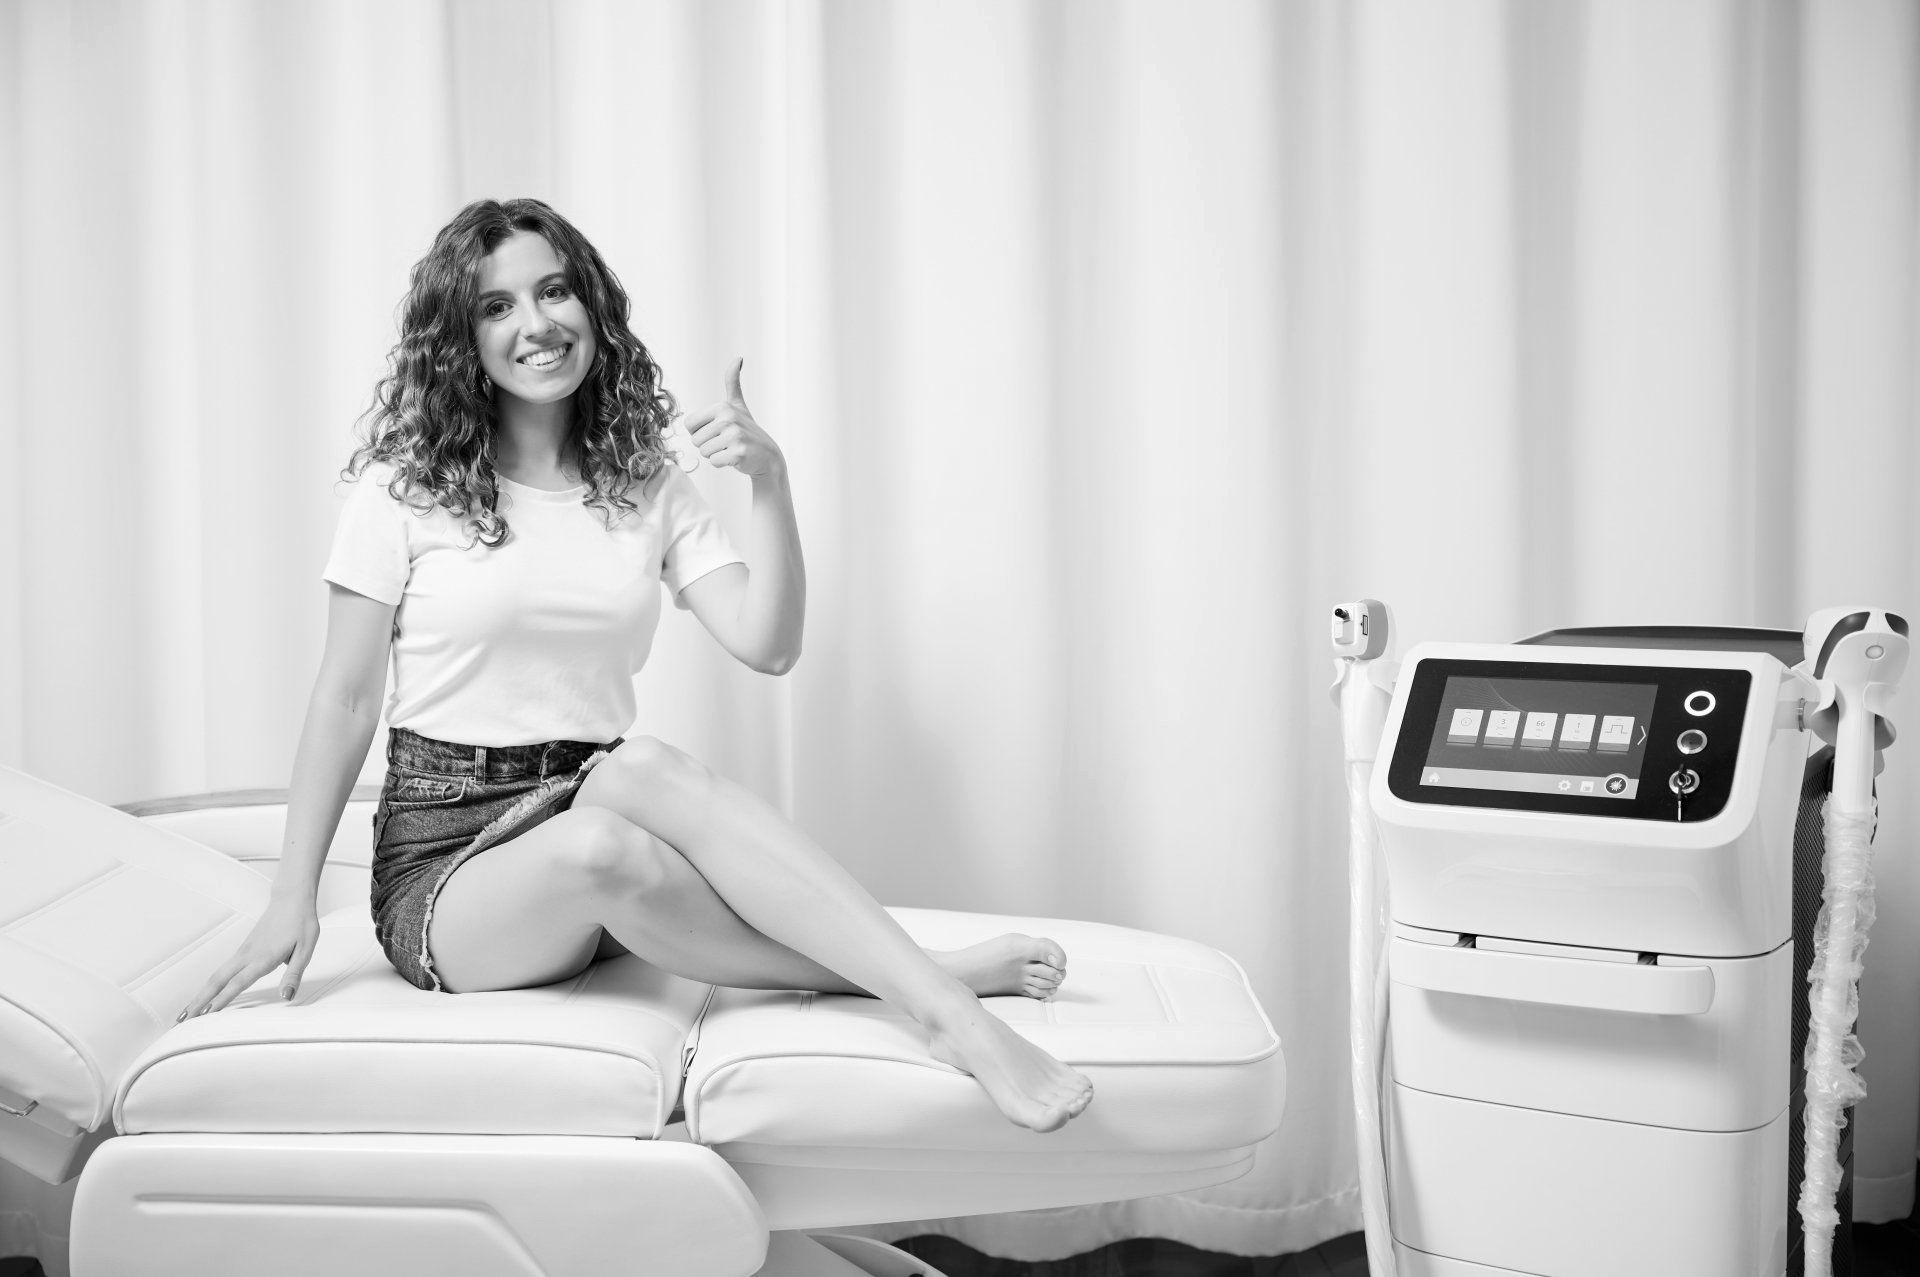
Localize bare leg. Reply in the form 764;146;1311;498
430;808;1064;1000
595;919;1067;1001
571;738;1093;1131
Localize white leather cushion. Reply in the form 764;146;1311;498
685;909;1284;1155
0;766;267;1132
142;801;378;918
116;910;714;1139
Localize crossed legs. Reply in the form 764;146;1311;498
426;737;1092;1132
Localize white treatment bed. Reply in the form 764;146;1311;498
0;765;1285;1276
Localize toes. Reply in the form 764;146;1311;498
1036;1086;1092;1130
1046;1081;1094;1120
1027;1105;1070;1134
1021;963;1065;999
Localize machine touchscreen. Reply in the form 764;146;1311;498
1385;658;1751;821
1422;676;1658;799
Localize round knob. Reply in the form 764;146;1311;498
1669;768;1701;795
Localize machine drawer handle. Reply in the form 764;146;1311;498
1390;937;1715;1015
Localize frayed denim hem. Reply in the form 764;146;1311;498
410;745;617;993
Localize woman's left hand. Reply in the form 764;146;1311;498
682;358;785;479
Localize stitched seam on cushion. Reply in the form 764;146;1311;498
692;1040;1283;1077
0;863;130;932
0;986;113;1130
562;962;602;1005
1079;957;1244;981
123;912;250;993
1215;946;1282;1053
303;950;378;1003
120;1036;685;1078
116;1042;672;1136
676;985;722;1142
1145;964;1178;1023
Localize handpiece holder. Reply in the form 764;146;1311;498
1799;606;1910;811
1331;599;1399;763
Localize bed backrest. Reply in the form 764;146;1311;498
134;795;379;916
0;765;267;1183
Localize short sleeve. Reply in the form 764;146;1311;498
322;466;411;605
655;468;746;609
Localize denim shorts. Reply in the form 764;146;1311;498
370;726;622;992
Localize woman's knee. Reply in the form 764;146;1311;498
558;808;683;896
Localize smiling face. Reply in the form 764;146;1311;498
472;230;598;407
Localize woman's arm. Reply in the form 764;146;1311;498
178;584;396;1017
679;470;805;674
271;585;398;902
678;359;806;674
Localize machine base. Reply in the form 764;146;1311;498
1389;1085;1787;1277
69;1133;770;1277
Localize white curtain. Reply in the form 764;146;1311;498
3;0;1916;1261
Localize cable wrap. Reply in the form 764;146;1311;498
1334;644;1397;1277
1346;758;1395;1277
1796;800;1877;1277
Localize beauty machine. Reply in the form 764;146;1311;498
0;769;1283;1276
1333;604;1909;1277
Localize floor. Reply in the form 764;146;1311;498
0;1202;1912;1275
896;1198;1920;1276
1855;1189;1920;1277
0;1235;1370;1277
894;1231;1370;1276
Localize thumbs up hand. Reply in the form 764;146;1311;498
676;357;784;479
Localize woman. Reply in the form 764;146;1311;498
179;198;1093;1133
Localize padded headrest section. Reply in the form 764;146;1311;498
117;909;713;1139
141;801;374;870
141;799;378;917
685;909;1284;1155
0;766;268;1133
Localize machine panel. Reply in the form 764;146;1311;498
1386;659;1752;822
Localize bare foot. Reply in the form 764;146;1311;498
924;998;1094;1132
934;934;1065;1000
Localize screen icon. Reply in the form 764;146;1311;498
1447;708;1485;744
1599;716;1635;753
1579;780;1595;793
1485;711;1520;745
1559;714;1595;748
1605;774;1628;795
1426;770;1441;784
1556;779;1571;792
1523;712;1558;748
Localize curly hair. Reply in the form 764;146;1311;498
343;198;676;546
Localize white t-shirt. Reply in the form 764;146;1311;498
322;462;744;746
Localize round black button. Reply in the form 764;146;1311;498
1678;729;1707;755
